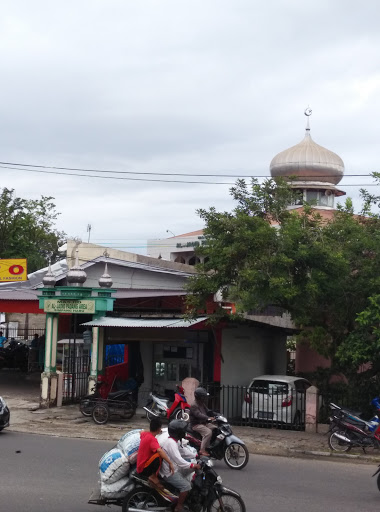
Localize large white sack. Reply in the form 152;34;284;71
117;429;143;461
100;476;134;498
99;447;130;484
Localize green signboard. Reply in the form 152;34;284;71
44;299;96;314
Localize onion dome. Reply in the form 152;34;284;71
43;261;56;287
98;262;113;288
270;113;344;185
66;249;87;285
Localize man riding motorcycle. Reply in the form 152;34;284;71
189;387;217;456
159;419;201;512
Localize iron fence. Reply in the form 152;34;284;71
2;328;45;346
203;383;307;430
62;355;91;404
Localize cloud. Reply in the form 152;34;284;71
0;0;379;254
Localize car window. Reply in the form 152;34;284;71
251;380;288;395
294;380;311;392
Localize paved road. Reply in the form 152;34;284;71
0;431;379;512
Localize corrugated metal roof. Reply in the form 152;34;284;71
0;290;40;301
81;316;207;328
114;289;187;299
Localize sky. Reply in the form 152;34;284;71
0;0;379;255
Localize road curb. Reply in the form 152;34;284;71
289;448;380;462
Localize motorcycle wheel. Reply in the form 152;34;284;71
79;399;95;417
224;443;249;470
121;487;160;512
174;408;190;422
328;431;352;452
377;473;380;492
123;400;136;420
92;403;110;425
145;402;159;422
208;492;246;512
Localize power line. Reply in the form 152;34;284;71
0;165;233;185
0;159;377;179
0;163;377;187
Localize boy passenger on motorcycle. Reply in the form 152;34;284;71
136;418;175;489
160;420;201;512
189;387;217;456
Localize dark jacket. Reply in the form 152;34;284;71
189;400;212;426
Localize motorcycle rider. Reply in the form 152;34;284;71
189;387;217;456
136;418;175;489
159;419;201;512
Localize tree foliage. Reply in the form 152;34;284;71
186;175;380;372
0;188;66;273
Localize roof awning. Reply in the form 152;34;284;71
81;316;207;328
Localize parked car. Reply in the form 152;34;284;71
0;396;10;431
241;375;311;428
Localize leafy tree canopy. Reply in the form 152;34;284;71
186;175;380;373
0;188;66;273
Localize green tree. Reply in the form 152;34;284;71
0;188;66;273
186;176;380;373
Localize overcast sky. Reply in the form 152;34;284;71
1;1;379;255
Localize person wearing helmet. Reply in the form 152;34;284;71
159;419;201;512
189;387;217;456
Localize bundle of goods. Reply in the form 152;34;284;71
99;429;142;498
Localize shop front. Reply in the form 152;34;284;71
81;317;212;401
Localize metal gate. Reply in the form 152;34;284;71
62;354;90;404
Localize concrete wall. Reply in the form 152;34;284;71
220;325;287;387
5;312;46;331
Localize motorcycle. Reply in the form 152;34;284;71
185;414;249;470
143;385;190;422
122;458;245;512
79;381;106;417
328;401;380;453
0;339;29;372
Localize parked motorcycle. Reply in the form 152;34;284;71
143;385;190;422
122;458;246;512
185;414;249;470
79;381;106;417
0;340;29;372
328;401;380;452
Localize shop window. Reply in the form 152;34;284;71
174;256;186;264
167;363;177;381
155;362;166;379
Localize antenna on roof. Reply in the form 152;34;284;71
166;229;175;237
87;224;92;243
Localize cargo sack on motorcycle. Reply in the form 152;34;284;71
99;448;130;484
117;429;143;465
100;476;134;498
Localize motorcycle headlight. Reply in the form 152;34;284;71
206;459;214;468
216;475;223;484
218;415;227;423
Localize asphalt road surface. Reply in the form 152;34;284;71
1;431;379;512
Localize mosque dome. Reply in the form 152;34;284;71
66;249;87;285
98;263;113;288
270;114;344;186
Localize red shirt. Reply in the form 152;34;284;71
136;431;160;473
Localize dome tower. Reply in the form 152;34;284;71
270;109;345;208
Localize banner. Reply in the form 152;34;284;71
0;259;27;282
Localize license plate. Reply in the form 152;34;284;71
258;411;273;419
